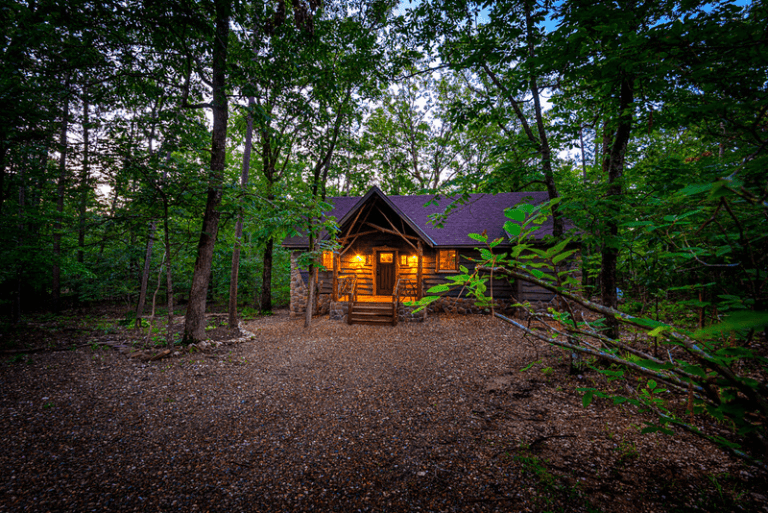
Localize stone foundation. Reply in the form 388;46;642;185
329;301;349;321
290;253;331;317
397;303;427;323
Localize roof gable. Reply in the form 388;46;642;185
282;186;556;249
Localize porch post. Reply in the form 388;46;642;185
417;241;423;300
332;251;338;302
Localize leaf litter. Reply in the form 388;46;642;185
0;308;765;512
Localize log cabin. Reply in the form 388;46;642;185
282;186;573;324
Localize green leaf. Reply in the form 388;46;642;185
679;183;712;196
640;422;675;435
636;359;673;371
427;284;451;293
519;359;542;372
694;311;768;339
552;249;577;265
579;388;596;408
504;207;526;222
517;203;535;214
468;232;487;243
503;221;522;237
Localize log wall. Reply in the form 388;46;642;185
296;243;563;304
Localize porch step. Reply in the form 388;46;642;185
348;302;396;326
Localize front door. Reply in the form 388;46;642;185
376;251;396;295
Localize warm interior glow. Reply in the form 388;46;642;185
408;255;418;265
355;254;365;263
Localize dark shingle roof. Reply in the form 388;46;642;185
282;187;557;248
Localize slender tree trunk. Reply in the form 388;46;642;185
136;105;160;324
52;77;70;312
304;231;316;329
135;221;156;327
259;238;273;312
579;124;588;184
0;141;7;216
228;97;255;328
183;0;230;343
163;199;175;347
601;75;634;339
303;91;350;329
258;124;277;314
77;93;89;265
13;160;26;324
524;0;563;238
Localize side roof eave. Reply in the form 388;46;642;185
337;185;437;248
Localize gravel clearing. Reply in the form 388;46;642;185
1;309;765;512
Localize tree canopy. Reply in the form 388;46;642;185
1;0;766;466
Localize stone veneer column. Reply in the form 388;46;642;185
289;252;308;317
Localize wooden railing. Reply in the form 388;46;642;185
394;277;418;307
337;274;358;303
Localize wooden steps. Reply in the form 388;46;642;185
348;301;397;326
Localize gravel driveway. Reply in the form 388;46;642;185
0;311;761;512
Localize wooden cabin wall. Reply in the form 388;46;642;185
298;244;564;303
339;232;411;296
420;248;521;300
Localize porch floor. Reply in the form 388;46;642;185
354;295;417;303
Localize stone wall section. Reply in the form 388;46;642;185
397;303;427;323
290;254;333;317
289;252;308;318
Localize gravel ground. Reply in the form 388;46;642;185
1;309;765;512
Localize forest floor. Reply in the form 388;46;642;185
0;306;766;513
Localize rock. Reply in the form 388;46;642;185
148;349;171;361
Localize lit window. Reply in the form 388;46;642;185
437;250;458;272
321;251;333;269
379;252;393;264
400;255;408;266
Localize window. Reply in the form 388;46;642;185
321;251;334;269
437;249;458;272
400;254;408;266
379;252;393;264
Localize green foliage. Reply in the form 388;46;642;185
413;195;768;469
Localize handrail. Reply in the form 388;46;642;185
393;276;402;307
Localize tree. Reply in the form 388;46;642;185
182;0;232;343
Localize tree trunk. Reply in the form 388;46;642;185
304;262;316;328
258;122;277;314
524;0;563;238
228;97;255;328
52;77;70;312
135;221;156;327
601;75;634;339
259;238;273;312
0;141;7;216
77;93;89;265
182;0;230;343
13;158;26;324
163;200;175;347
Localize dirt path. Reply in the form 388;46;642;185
0;311;764;512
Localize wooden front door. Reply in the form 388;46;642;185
376;251;396;295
